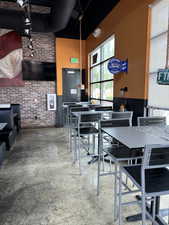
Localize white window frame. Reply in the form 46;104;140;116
89;35;115;105
148;0;169;124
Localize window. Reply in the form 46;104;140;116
89;36;115;105
148;0;169;124
149;108;169;125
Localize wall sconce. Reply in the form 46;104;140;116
92;28;102;38
120;86;128;97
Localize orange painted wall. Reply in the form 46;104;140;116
56;38;86;96
86;0;155;99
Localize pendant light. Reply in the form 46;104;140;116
79;14;83;97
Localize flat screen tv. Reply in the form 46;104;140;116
22;60;56;81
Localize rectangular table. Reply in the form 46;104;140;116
0;123;7;131
102;126;169;149
102;126;169;224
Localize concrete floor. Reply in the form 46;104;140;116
0;128;166;225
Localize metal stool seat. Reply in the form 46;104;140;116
124;166;169;194
75;127;98;135
118;144;169;225
104;146;141;160
137;116;166;127
72;113;101;173
97;116;143;222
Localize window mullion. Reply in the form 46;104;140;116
89;36;114;105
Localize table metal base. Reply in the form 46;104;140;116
126;196;168;225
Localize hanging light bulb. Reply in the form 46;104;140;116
17;0;28;8
25;17;31;26
17;0;24;7
28;43;33;50
24;28;30;35
30;49;34;57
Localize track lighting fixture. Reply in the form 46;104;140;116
17;0;35;57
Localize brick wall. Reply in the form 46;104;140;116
0;82;56;128
0;2;57;128
22;33;55;62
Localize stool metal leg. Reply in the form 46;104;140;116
141;167;146;225
102;154;105;172
152;197;156;225
78;136;81;175
75;132;78;162
141;195;146;225
77;122;82;175
88;135;90;153
73;130;77;164
97;148;101;196
119;168;123;225
69;113;72;152
92;134;95;155
114;161;118;221
97;130;103;196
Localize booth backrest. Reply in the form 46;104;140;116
11;104;21;119
0;108;14;130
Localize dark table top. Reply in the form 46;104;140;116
102;126;169;149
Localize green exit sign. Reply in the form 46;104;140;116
157;69;169;85
70;57;79;64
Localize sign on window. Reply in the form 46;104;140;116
157;69;169;85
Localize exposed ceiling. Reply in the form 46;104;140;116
1;0;120;39
55;0;120;39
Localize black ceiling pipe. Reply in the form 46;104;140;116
0;0;76;33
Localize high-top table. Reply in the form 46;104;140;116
0;123;7;131
102;126;169;225
102;126;169;148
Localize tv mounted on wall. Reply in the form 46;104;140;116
22;60;56;81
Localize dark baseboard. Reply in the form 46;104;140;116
113;97;148;126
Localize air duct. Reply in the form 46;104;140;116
0;0;76;33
